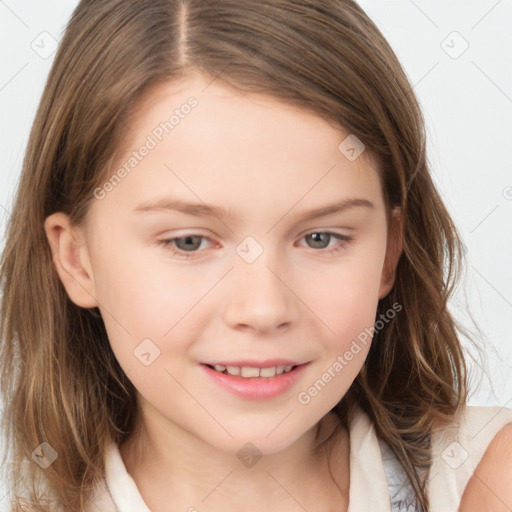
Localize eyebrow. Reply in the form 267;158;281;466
133;196;374;222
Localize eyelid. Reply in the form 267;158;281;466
301;227;353;236
157;227;352;244
296;230;352;249
157;229;353;259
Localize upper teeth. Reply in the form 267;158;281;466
213;364;294;378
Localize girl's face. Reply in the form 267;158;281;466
49;71;401;455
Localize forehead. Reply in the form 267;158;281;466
89;72;384;227
122;70;378;167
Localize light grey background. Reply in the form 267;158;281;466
0;0;511;505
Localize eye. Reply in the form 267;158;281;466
157;235;213;259
157;231;352;259
299;231;352;254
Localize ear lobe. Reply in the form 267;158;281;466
44;212;98;308
378;207;403;300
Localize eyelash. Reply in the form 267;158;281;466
157;231;353;259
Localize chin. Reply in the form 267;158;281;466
204;424;311;458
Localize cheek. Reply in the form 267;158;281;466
91;244;213;371
319;283;378;373
91;221;212;311
304;248;385;336
91;233;183;328
296;263;381;409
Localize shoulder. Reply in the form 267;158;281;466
428;404;512;511
459;422;512;511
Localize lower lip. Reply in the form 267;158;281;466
200;363;309;400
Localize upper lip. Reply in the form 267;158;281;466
202;359;308;368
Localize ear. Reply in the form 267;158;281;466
44;212;99;308
378;207;403;300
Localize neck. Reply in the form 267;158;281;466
119;408;350;512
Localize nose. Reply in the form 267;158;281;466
222;250;299;334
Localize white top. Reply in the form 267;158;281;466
86;404;512;511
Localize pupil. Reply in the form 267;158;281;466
308;232;329;249
177;235;201;251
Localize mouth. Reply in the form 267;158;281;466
203;363;301;378
200;361;310;400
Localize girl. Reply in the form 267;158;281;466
1;1;511;511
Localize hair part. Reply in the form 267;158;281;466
1;1;477;509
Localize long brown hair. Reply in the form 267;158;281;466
1;1;476;510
